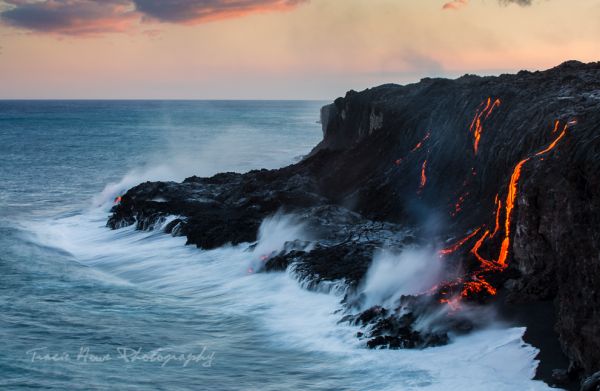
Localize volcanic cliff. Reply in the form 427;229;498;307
108;60;600;390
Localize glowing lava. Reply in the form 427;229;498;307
469;98;501;154
496;158;528;266
461;279;497;297
535;124;567;156
394;131;431;166
439;227;481;256
411;132;430;153
470;229;492;267
419;159;428;193
496;122;568;266
438;118;571;305
490;195;502;238
452;192;470;216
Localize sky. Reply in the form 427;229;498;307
0;0;599;99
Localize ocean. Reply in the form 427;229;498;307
0;100;553;390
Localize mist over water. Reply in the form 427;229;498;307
0;100;554;390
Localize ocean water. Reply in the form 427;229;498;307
0;100;554;390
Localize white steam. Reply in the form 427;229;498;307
359;246;444;310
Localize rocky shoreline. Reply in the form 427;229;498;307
108;61;600;390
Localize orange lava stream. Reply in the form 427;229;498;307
439;228;481;256
469;98;491;133
394;132;431;166
535;125;567;156
484;99;501;120
438;118;570;306
452;192;470;216
470;229;493;267
411;132;431;153
496;123;568;266
461;279;497;297
470;98;501;155
490;195;502;238
496;158;529;266
419;159;428;192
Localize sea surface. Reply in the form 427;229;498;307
0;100;554;390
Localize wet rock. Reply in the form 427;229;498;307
581;371;600;391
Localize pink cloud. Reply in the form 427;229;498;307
134;0;309;24
0;0;138;35
442;0;469;10
0;0;309;35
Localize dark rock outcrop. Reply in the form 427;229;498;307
108;60;600;387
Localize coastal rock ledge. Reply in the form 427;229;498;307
108;61;600;390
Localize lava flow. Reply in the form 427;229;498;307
394;131;430;166
436;119;571;305
496;122;568;266
490;195;502;238
451;168;477;217
411;132;430;153
469;98;501;154
418;159;428;193
439;227;481;256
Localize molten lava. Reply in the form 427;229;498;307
490;195;502;238
469;98;501;154
461;279;497;297
439;228;481;256
411;132;431;153
535;125;567;156
419;159;428;193
437;118;571;306
496;122;568;266
470;229;492;267
496;158;529;266
394;132;430;168
452;192;470;216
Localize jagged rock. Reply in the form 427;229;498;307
581;371;600;391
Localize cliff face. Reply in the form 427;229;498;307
108;61;600;387
311;61;600;379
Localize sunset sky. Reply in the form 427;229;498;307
1;0;599;99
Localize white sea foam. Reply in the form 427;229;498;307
22;202;557;391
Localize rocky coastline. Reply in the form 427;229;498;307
108;61;600;390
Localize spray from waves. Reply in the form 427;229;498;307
246;212;313;274
92;127;307;209
358;246;444;310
